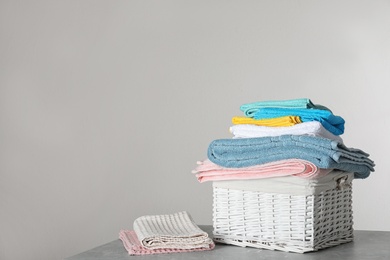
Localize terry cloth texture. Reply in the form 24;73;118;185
253;107;345;135
213;170;354;196
229;121;343;142
119;230;215;255
192;159;332;183
240;98;330;117
207;135;375;179
232;116;301;127
133;211;214;250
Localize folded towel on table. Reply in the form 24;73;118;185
213;170;354;196
192;159;332;183
133;211;214;250
207;135;375;179
230;121;343;142
119;230;215;255
240;98;330;117
232;116;301;127
253;107;345;135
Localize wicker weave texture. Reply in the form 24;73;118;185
212;184;354;253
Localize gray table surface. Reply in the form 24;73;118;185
65;225;390;260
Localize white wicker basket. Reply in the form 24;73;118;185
212;176;354;253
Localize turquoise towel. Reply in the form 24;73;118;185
240;98;330;118
253;107;345;135
207;135;374;179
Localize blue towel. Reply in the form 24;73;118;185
207;135;375;179
253;108;345;135
240;98;330;118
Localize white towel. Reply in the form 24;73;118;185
133;211;213;250
213;170;353;196
229;121;343;142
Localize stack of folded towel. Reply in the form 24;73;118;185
193;98;375;183
119;211;215;255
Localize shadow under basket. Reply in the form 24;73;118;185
212;179;354;253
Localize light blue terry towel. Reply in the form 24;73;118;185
207;135;375;179
253;107;345;136
240;98;330;118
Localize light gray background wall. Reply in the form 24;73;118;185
1;1;389;260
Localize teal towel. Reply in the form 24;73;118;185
207;135;374;179
253;107;345;135
240;98;330;118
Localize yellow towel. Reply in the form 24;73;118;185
232;116;301;127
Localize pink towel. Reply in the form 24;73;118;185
192;159;332;183
119;230;215;255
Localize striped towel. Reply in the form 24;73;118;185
232;115;301;127
119;230;215;255
133;211;214;250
